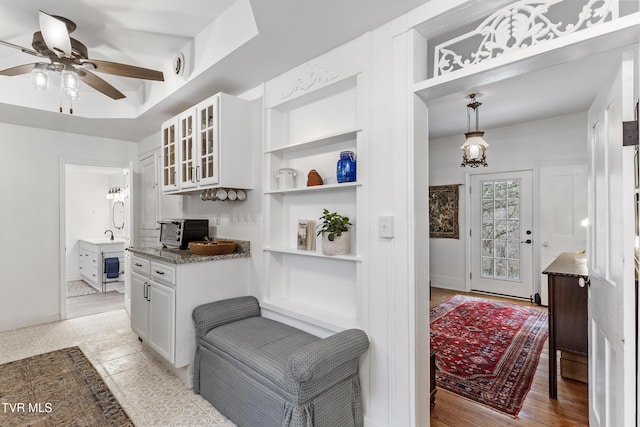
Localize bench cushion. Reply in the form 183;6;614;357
201;316;318;390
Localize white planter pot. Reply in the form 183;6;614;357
321;231;350;256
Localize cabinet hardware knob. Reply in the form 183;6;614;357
521;239;532;244
579;278;586;287
155;270;165;275
135;263;143;267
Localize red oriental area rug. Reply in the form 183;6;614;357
430;295;548;417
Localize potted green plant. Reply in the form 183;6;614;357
317;209;352;255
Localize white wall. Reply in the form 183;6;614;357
429;112;588;291
0;123;136;330
65;169;111;280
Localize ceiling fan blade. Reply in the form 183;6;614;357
0;63;38;76
81;59;164;81
0;40;43;57
39;10;71;58
78;69;126;100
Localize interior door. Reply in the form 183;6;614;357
587;52;636;427
140;154;159;230
539;164;588;305
470;170;533;299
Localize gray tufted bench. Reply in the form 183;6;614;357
192;296;369;427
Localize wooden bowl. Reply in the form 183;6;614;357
188;240;237;256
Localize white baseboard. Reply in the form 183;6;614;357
364;416;384;427
430;274;466;291
0;314;61;332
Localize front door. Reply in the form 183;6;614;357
587;52;636;427
470;170;533;299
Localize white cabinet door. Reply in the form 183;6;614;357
148;281;176;364
161;118;179;192
130;273;149;341
178;109;197;190
195;95;220;187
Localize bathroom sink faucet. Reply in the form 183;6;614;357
104;230;114;241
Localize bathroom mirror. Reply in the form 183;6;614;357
113;201;125;229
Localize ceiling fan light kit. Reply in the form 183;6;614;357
61;69;79;99
0;10;165;113
30;63;48;91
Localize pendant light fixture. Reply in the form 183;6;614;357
461;93;489;167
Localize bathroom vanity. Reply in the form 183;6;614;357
79;238;125;292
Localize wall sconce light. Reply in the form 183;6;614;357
30;63;49;91
461;93;489;167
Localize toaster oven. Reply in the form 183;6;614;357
159;219;209;249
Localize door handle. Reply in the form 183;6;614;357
521;239;532;244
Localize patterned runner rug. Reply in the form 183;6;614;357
66;279;99;297
0;347;133;426
430;295;548;417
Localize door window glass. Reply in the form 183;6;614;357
481;179;521;281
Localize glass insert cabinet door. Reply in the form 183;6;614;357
161;119;178;191
470;170;533;299
179;112;196;189
197;96;220;186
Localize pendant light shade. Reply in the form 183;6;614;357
461;94;488;167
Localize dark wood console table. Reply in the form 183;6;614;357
542;252;588;399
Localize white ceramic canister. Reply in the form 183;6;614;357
276;168;297;189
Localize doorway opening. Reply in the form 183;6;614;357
63;163;131;319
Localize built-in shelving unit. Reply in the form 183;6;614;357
262;57;366;332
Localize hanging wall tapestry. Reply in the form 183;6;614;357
429;184;459;239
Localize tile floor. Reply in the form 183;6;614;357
0;309;235;426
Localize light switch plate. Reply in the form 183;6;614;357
379;216;394;238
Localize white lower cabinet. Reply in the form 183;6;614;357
147;281;176;363
130;273;149;340
128;252;249;380
131;271;175;363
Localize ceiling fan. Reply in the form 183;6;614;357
0;11;164;102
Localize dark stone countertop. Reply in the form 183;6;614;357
127;239;250;264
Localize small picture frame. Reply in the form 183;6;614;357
297;220;316;250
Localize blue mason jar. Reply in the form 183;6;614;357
336;151;356;183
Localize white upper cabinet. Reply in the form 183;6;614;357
161;118;178;192
161;92;252;194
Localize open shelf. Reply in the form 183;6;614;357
265;129;361;155
261;299;357;332
265;181;361;195
263;246;362;262
262;53;364;332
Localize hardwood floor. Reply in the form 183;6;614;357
429;288;589;426
66;291;125;319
